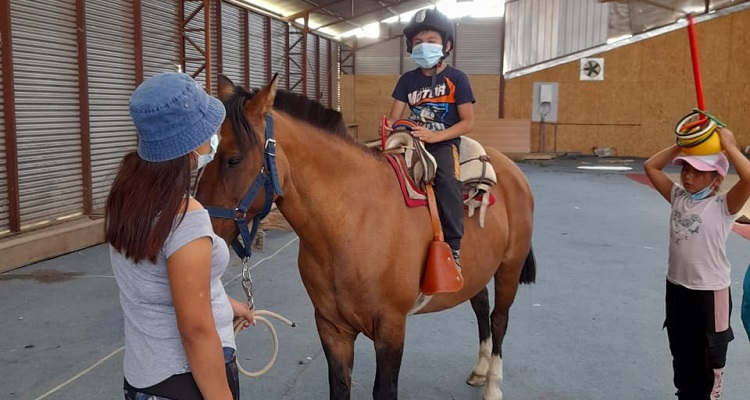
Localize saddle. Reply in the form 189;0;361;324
383;130;497;227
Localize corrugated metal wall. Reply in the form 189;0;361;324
271;19;288;91
11;0;84;229
143;0;179;78
184;1;210;89
455;17;503;74
356;38;401;75
355;17;505;75
505;0;608;72
247;12;267;87
288;25;305;94
320;38;330;107
86;0;136;212
0;17;6;235
0;0;340;243
221;2;243;84
307;33;318;100
332;41;340;110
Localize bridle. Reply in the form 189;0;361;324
203;113;283;264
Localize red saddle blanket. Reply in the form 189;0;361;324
386;154;496;209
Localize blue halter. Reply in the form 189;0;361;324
205;113;283;261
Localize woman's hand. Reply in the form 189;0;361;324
229;296;256;330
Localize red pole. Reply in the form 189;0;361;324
687;14;705;111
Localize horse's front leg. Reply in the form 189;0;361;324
315;309;358;400
372;316;407;400
467;286;492;386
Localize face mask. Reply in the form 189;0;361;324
689;178;717;202
410;43;444;69
193;133;219;170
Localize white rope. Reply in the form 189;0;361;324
233;309;296;377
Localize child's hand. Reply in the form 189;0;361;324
384;119;394;134
410;126;439;143
717;127;737;150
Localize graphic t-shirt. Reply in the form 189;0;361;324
391;65;475;132
667;184;737;290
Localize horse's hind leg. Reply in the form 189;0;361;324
372;316;407;400
316;310;358;400
482;263;524;400
466;286;492;386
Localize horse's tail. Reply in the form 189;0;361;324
519;246;536;284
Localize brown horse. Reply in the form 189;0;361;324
196;75;535;400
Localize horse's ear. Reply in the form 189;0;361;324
217;74;235;102
249;73;278;116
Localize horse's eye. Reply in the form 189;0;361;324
227;157;242;168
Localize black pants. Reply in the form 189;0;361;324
124;348;239;400
425;139;464;251
665;281;733;400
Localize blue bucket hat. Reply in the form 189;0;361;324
130;72;226;162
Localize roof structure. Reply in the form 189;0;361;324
233;0;439;38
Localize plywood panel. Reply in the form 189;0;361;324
729;11;750;84
467;119;530;154
468;75;500;118
340;74;356;126
503;7;750;157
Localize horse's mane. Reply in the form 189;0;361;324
223;85;354;153
272;90;350;138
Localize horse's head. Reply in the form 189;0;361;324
195;74;282;245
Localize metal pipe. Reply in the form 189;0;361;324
76;0;93;215
0;0;20;232
204;0;212;94
133;0;144;84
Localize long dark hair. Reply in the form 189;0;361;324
105;151;192;263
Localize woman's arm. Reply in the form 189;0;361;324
643;144;681;202
168;236;233;400
720;127;750;214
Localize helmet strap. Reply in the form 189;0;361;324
430;65;438;97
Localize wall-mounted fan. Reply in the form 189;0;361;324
580;58;604;81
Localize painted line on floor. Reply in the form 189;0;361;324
31;234;299;400
33;346;124;400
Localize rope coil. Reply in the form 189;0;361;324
233;309;296;378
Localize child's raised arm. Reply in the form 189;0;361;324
719;127;750;214
644;144;682;202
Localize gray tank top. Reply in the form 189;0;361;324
110;209;235;388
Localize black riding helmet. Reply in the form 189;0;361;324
403;8;454;56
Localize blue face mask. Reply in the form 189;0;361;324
689;178;717;202
410;43;444;69
193;133;219;170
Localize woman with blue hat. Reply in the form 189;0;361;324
644;127;750;400
105;72;255;400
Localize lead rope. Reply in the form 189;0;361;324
232;258;296;377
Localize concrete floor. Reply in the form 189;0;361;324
2;154;750;400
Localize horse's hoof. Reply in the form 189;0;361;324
465;373;487;386
482;388;503;400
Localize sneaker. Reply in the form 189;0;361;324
451;249;462;271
